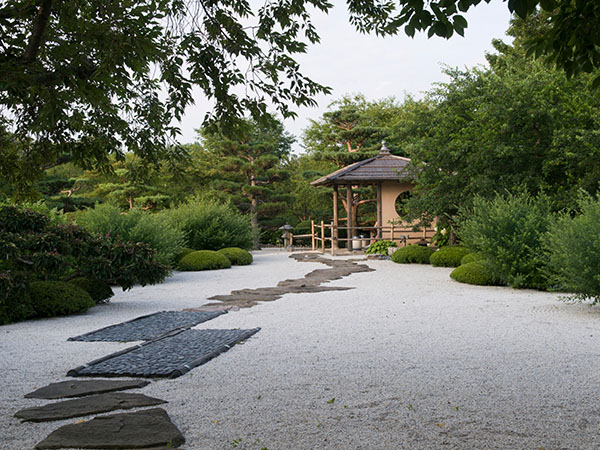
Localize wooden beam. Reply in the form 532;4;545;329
346;184;353;251
376;182;383;240
332;185;339;250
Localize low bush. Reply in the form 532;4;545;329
544;195;600;303
178;250;232;271
218;247;253;265
68;277;114;304
77;204;184;266
430;245;471;267
461;252;485;265
391;245;435;264
29;281;95;318
164;199;253;251
450;261;502;286
174;247;196;263
365;240;397;255
458;193;553;289
0;271;34;325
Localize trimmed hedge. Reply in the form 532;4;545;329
68;277;114;304
391;245;435;264
461;252;485;265
178;250;232;271
450;261;502;286
430;246;471;267
29;281;95;318
218;248;253;265
174;247;196;263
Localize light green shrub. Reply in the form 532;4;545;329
29;281;95;318
178;250;232;271
458;193;553;289
218;248;253;265
164;199;252;251
430;245;471;267
450;261;502;286
365;240;397;255
461;252;485;265
544;195;600;303
391;245;435;264
174;247;196;263
76;203;184;266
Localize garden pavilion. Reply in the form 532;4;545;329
310;142;434;252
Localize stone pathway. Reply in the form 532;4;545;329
25;379;150;399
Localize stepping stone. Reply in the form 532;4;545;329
35;408;184;449
15;392;166;422
25;379;150;399
68;328;260;378
69;310;226;342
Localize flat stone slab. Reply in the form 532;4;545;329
68;328;260;378
16;392;166;422
25;379;150;399
69;310;226;342
35;408;184;449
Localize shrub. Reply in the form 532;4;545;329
544;195;600;303
174;247;196;263
178;250;232;271
458;193;553;289
165;199;252;251
218;247;253;265
461;252;485;265
391;245;435;264
77;203;184;266
29;281;95;318
68;277;114;304
365;240;397;255
450;261;502;286
430;245;471;267
0;271;34;325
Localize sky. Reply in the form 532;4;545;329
177;1;513;153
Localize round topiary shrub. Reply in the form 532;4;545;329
178;250;232;271
174;247;196;264
217;247;253;265
68;277;114;304
391;245;435;264
461;252;485;266
450;261;502;286
29;281;96;318
430;245;472;267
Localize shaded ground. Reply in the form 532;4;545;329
2;250;600;449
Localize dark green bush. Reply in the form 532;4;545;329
430;245;471;267
544;195;600;303
29;281;95;318
77;204;184;266
218;247;253;265
458;193;553;289
165;199;252;251
365;240;397;255
461;252;485;265
391;245;435;264
68;277;114;304
450;261;502;286
174;247;196;263
178;250;232;271
0;271;34;325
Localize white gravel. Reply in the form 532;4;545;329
2;250;600;449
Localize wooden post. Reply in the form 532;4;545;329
311;220;315;251
376;182;383;240
330;222;335;256
391;222;395;244
320;220;325;253
346;184;353;251
332;185;339;250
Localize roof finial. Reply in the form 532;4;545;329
380;140;390;154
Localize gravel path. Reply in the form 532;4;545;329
2;250;600;449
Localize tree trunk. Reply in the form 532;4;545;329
250;174;260;249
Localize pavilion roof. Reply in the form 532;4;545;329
311;143;414;187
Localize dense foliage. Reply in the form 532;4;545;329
391;245;434;264
165;199;253;251
29;281;95;318
544;196;600;303
365;240;397;255
450;261;501;286
461;252;484;266
458;193;553;289
68;277;114;304
76;203;184;266
430;246;471;268
218;248;253;266
178;250;232;271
